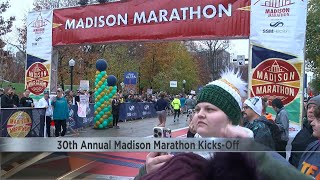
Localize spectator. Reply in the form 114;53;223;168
112;95;120;129
20;89;34;107
298;103;320;179
89;91;95;103
272;98;289;158
180;95;186;113
0;88;4;98
289;95;318;167
243;97;275;150
51;88;69;137
11;87;19;107
38;90;53;137
1;87;16;108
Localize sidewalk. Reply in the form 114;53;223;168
79;114;189;137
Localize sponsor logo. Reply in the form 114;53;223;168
26;63;50;95
6;111;32;137
254;0;294;17
262;29;288;33
28;12;51;35
129;105;135;111
270;21;284;27
251;58;300;105
125;73;137;79
254;0;294;8
35;37;42;42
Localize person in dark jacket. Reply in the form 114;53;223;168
1;87;16;108
0;88;4;98
298;103;320;179
20;89;34;107
289;95;319;168
154;92;168;127
243;97;275;150
112;95;120;129
11;87;19;107
272;98;289;158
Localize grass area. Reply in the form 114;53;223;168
0;82;81;95
0;82;25;94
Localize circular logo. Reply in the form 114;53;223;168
251;58;300;105
6;111;32;137
26;63;49;95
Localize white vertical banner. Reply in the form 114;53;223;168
250;0;307;57
26;10;53;100
249;0;308;130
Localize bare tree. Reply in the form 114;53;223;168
197;40;230;80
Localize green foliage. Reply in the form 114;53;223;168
306;0;320;92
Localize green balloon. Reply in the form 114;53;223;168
96;115;101;119
99;124;104;129
103;121;108;127
101;71;106;75
108;117;113;121
97;102;101;106
101;85;106;90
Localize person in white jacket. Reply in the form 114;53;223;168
38;90;53;137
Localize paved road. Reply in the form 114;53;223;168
79;114;189;137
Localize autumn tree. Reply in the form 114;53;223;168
0;0;16;85
140;42;199;94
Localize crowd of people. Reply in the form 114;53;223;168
1;68;319;179
134;69;319;180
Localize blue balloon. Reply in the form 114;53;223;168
96;59;108;71
107;75;117;86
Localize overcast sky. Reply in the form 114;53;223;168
2;0;249;58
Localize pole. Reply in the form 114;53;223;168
70;66;73;91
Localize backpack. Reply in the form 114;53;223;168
261;120;282;144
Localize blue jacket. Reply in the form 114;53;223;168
52;97;69;120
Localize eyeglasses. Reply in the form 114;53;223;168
242;106;251;110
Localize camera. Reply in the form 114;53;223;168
153;127;172;138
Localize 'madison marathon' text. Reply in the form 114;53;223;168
65;4;232;29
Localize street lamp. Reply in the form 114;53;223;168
182;80;186;94
69;59;75;91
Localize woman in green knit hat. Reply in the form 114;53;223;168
135;69;312;180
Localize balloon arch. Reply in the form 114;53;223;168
25;0;308;128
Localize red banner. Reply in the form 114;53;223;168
52;0;250;46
